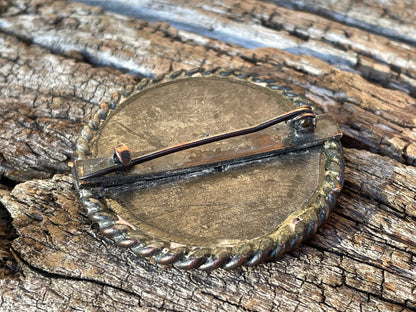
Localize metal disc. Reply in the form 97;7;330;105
74;68;344;270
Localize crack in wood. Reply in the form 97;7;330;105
0;0;415;310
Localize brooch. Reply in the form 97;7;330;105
72;68;344;270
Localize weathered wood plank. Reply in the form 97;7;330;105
0;187;19;279
271;0;416;45
0;33;136;181
74;0;416;95
0;0;415;182
0;261;144;311
1;149;415;311
0;0;415;311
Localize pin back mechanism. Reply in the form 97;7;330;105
73;106;341;188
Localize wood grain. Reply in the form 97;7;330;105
1;148;415;311
0;0;415;311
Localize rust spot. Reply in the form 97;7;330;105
114;143;132;166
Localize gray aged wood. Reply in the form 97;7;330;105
0;0;415;311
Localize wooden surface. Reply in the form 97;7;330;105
0;0;415;311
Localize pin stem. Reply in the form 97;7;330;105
78;106;314;181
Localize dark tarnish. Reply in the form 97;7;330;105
73;112;341;188
73;68;344;270
73;105;333;185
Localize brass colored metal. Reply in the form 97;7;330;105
73;68;344;270
75;105;316;183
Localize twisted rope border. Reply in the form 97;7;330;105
75;68;344;270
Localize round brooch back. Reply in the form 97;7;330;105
73;68;344;270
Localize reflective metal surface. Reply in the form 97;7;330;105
74;68;344;270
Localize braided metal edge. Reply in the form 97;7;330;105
75;67;344;270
